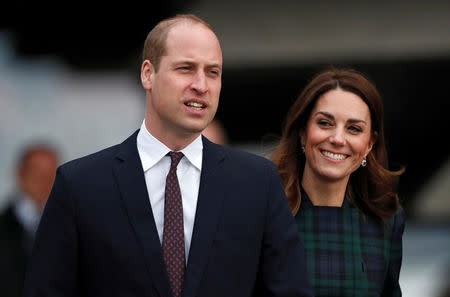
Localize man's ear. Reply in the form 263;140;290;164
141;60;154;90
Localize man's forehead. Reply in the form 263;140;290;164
162;23;222;64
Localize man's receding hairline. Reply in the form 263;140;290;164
162;20;220;56
166;18;216;38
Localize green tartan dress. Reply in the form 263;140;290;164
295;189;405;297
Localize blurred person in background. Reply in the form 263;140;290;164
22;14;312;297
271;68;405;297
0;144;59;297
201;117;228;145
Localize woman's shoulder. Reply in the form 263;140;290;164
390;205;406;236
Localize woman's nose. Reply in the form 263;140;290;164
329;128;346;146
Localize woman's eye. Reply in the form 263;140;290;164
317;119;331;126
349;125;363;133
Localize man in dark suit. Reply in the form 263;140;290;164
22;14;313;297
0;144;58;297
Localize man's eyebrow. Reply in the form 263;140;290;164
172;60;222;69
208;63;222;68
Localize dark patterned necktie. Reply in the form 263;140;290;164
162;151;185;297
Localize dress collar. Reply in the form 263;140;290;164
300;186;351;209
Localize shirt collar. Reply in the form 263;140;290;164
181;134;203;171
137;120;203;172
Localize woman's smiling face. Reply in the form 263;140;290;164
301;88;374;183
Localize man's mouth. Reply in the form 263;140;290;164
185;101;206;110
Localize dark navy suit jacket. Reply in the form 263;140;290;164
0;203;30;297
23;131;312;297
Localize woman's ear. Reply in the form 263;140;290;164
366;131;378;157
299;129;306;147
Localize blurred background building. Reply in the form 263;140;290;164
1;1;449;296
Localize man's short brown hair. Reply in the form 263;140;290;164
142;14;216;71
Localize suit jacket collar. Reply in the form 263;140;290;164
113;130;171;297
113;132;227;297
183;136;227;297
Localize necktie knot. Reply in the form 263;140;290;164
168;151;184;169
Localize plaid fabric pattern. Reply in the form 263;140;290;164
295;190;405;297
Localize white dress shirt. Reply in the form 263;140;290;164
13;193;42;236
136;120;202;262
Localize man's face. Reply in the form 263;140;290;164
141;22;223;144
19;151;58;209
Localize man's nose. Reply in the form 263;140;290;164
191;71;208;94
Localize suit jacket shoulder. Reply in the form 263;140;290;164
60;131;139;174
55;131;140;194
203;137;277;173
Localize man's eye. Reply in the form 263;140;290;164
208;69;221;77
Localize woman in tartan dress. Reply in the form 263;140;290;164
272;68;405;297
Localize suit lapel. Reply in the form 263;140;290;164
112;131;171;297
183;137;227;297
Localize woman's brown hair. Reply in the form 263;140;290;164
271;68;403;220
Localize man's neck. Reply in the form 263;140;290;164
144;119;200;151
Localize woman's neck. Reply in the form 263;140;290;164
301;173;349;207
